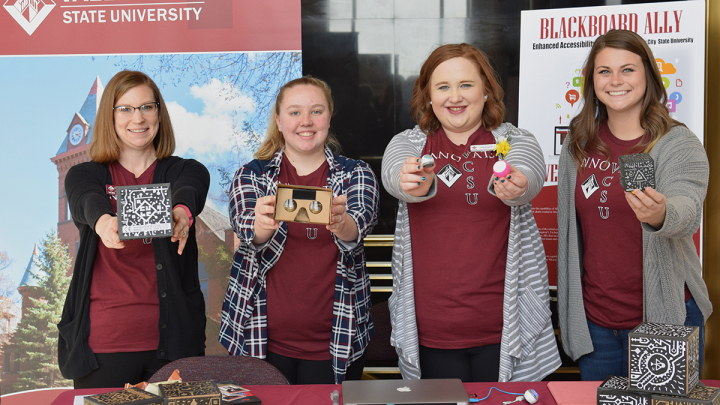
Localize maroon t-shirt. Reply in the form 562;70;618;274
266;157;337;360
88;160;160;353
576;122;646;330
409;127;509;349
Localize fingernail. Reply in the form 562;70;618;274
495;177;499;181
418;166;421;170
501;179;505;183
418;182;421;186
416;159;420;162
422;177;426;181
507;175;512;179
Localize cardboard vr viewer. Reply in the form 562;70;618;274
274;184;333;225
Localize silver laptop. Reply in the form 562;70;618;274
342;378;470;405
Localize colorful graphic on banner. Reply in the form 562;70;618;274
518;1;705;285
0;0;301;393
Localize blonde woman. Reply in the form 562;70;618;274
219;76;380;384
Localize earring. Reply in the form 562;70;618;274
309;201;323;214
429;101;433;105
484;95;488;100
284;199;297;212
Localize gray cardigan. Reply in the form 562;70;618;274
381;124;561;381
556;124;713;361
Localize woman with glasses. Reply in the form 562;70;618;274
219;76;379;384
58;70;210;388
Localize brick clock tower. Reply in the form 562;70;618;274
50;77;103;269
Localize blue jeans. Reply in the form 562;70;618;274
578;297;705;381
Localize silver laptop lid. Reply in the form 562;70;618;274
342;378;470;405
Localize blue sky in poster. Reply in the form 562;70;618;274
0;53;301;299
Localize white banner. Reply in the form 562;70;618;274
519;0;706;181
517;1;706;285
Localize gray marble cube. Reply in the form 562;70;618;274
619;153;656;192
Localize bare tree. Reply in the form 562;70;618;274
0;251;12;271
0;251;18;385
209;120;263;205
112;52;301;132
104;52;302;204
0;251;15;300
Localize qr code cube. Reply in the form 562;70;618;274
117;183;173;240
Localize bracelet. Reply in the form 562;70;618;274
175;204;194;227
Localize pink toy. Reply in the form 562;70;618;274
493;160;510;177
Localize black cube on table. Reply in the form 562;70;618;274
629;322;700;396
652;382;720;405
598;375;652;405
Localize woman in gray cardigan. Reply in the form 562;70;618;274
557;30;712;381
381;43;560;382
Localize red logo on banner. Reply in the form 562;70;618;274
3;0;56;36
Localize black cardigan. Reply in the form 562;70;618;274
58;157;210;379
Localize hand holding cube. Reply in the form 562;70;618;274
625;187;666;229
95;213;125;250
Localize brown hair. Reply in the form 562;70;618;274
567;29;682;167
90;70;175;163
255;76;341;160
409;43;506;134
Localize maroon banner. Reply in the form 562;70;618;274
1;0;300;55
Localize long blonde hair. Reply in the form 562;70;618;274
255;76;341;160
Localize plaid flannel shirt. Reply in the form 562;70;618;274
219;146;379;383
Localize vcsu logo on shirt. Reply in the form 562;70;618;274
4;0;56;36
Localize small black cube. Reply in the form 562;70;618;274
629;322;700;396
117;183;173;240
598;376;652;405
618;153;655;192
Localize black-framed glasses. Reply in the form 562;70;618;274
113;102;159;117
